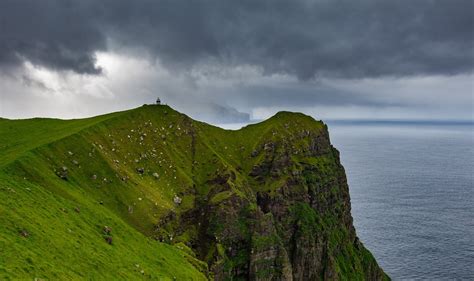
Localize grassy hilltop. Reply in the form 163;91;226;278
0;105;388;280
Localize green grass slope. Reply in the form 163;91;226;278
0;105;387;280
0;110;131;167
0;106;209;280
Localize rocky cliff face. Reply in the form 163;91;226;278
1;106;388;280
149;109;389;280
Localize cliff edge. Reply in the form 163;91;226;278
0;105;388;280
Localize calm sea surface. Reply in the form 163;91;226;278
327;122;474;280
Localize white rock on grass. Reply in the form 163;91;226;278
173;195;182;205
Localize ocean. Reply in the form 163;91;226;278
327;121;474;280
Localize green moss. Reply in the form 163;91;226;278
216;243;226;257
290;202;323;235
210;191;233;204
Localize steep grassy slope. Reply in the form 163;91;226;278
0;105;388;280
0;107;208;280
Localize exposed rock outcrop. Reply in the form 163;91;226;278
153;111;388;280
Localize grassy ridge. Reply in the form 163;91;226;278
0;110;132;167
0;104;285;279
0;105;386;280
0;106;210;280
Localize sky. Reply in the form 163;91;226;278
0;0;473;124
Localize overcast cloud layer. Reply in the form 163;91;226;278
0;0;473;123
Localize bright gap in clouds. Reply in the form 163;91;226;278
1;51;472;124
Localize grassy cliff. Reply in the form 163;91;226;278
0;105;388;280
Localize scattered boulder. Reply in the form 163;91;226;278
72;160;79;166
292;170;301;176
105;236;113;245
173;195;182;205
152;172;160;179
264;142;275;151
103;226;112;235
56;166;68;180
74;207;81;213
19;229;29;237
136;168;145;174
91;174;97;180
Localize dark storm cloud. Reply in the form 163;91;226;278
0;0;472;78
0;0;106;74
